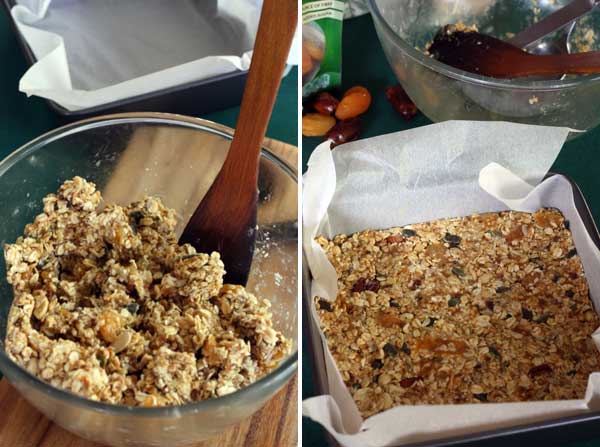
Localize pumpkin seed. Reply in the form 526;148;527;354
495;286;511;293
521;307;533;321
444;232;462;247
451;266;465;277
371;359;383;369
383;343;398;357
535;314;551;324
567;248;577;258
473;393;488;402
486;230;503;237
96;352;107;367
402;229;417;237
448;297;461;307
126;303;140;314
318;299;333;312
400;342;411;355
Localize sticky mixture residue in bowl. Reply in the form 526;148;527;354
4;177;291;406
315;209;600;418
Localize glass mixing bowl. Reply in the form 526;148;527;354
0;113;298;446
369;0;600;131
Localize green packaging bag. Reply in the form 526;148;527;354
302;0;346;98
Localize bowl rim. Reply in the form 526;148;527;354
368;0;600;91
0;112;298;417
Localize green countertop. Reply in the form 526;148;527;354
302;13;600;447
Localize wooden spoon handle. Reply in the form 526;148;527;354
516;51;600;76
220;0;297;190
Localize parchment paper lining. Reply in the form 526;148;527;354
302;121;600;447
10;0;298;110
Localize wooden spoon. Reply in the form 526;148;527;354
179;0;297;285
428;26;600;78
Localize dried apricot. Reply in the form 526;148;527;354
98;310;122;343
335;86;371;120
302;113;336;137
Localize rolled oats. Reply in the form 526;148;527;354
5;177;290;406
316;208;600;418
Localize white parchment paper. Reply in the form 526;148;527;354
11;0;298;111
302;121;600;447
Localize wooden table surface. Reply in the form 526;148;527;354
0;375;298;447
0;135;298;447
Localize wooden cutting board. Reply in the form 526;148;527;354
0;134;298;447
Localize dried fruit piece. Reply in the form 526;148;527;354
400;376;422;388
377;311;403;327
326;118;362;148
335;86;371;120
98;310;122;343
352;277;380;293
385;85;418;120
400;343;411;355
529;364;552;377
506;226;524;243
312;92;339;116
302;113;336;137
385;235;404;244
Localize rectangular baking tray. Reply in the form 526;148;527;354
303;172;600;447
1;0;248;120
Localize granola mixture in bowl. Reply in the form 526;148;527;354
316;208;600;418
4;177;291;406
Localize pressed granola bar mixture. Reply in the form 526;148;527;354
316;209;600;418
4;177;290;406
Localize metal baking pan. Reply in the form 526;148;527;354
303;172;600;447
1;0;248;121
